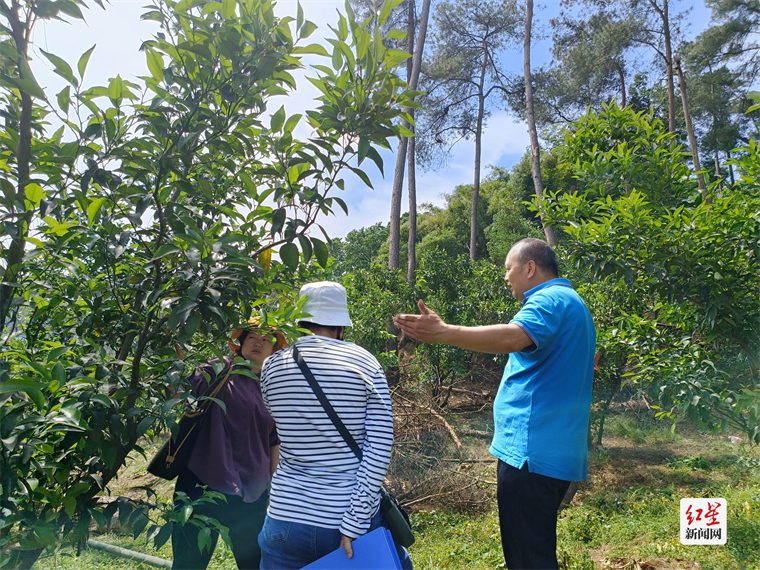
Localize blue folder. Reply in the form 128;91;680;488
302;527;402;570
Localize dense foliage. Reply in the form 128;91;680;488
0;0;415;564
329;102;759;448
543;103;760;443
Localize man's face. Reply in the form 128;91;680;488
504;249;530;301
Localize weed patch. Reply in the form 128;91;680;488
30;411;760;570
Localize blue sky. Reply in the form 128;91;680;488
30;0;711;239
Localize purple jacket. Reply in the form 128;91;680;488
186;357;279;503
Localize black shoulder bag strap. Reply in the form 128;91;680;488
291;345;415;548
292;345;363;461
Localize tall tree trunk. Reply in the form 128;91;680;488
388;0;431;270
649;0;676;132
616;62;627;108
388;1;416;270
727;150;735;185
708;67;722;187
675;56;708;202
407;120;417;283
714;147;720;182
406;0;419;283
0;7;33;330
524;0;557;247
470;46;488;261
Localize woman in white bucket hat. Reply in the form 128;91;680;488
257;282;412;569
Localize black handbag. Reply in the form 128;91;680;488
147;365;233;480
292;345;415;548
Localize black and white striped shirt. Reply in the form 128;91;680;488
260;335;394;538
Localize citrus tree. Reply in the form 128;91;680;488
542;103;760;444
0;0;416;565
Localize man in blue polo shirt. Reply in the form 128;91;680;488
393;238;596;570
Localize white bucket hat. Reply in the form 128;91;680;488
298;281;353;327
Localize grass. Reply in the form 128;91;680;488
32;409;760;570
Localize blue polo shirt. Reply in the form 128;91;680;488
489;278;596;481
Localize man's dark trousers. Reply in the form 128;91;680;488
497;460;571;570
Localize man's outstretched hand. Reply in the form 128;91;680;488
393;299;448;344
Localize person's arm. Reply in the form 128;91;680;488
269;444;279;478
339;366;394;546
393;299;534;354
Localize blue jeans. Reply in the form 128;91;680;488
258;508;413;569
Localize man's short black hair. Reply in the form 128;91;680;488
510;238;559;277
298;321;345;340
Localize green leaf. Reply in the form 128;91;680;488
154;523;173;550
397;124;415;138
16;58;45;99
87;197;107;226
141;10;164;22
136;416;155;438
146;49;164;82
57;85;71;114
132;513;149;539
279;242;299;271
188;280;203;299
199;179;214;199
176;40;213;60
57;0;84;20
378;0;395;25
0;378;43;394
270;106;286;133
201;1;222;15
333;196;348;215
34;525;56;547
198;526;212;553
63;495;76;517
108;75;123;104
297;1;304;29
152;244;181;260
358;137;370;164
337;13;348;41
222;0;235;19
78;45;96;79
349;166;373;189
283;114;301;134
47;346;70;362
300;21;318;39
90;509;107;529
0;179;14;203
292;43;330;57
0;379;45;409
24;183;45;207
366;146;384;176
52;362;66;384
312;237;329;268
41;49;77;85
298;234;313;263
332;46;342;71
270;208;286;235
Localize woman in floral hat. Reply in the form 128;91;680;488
171;317;286;570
